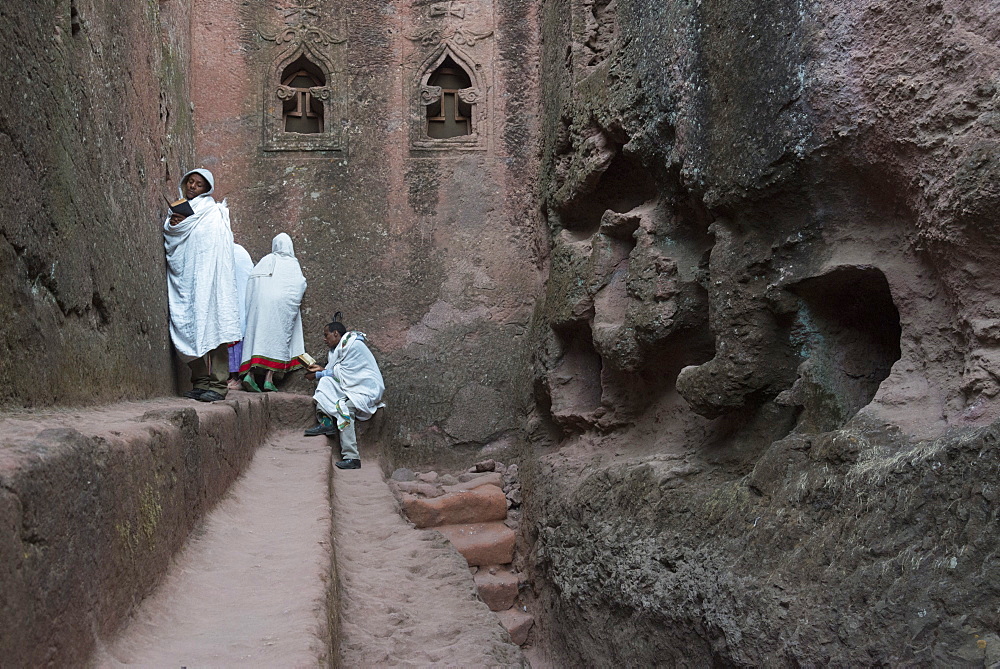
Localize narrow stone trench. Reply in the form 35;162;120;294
89;429;523;666
91;432;332;665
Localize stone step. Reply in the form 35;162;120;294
473;567;520;611
437;521;516;566
402;484;507;528
496;607;534;646
333;454;523;666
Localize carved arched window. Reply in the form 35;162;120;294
411;48;487;152
424;57;473;139
279;56;325;134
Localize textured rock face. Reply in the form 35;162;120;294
188;0;542;467
0;0;194;407
526;0;1000;664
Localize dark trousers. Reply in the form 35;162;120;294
188;343;230;395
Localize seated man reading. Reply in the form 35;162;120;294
304;318;385;470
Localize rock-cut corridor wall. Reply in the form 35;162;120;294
0;0;194;408
523;0;1000;664
6;0;1000;665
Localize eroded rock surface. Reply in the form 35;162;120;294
526;0;1000;664
0;0;194;407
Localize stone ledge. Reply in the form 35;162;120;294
402;485;508;528
0;391;314;667
437;521;516;567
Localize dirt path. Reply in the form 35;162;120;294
91;427;524;667
331;452;525;667
92;431;332;666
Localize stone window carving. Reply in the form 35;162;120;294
424;57;473;138
412;48;486;152
279;56;325;134
262;46;346;152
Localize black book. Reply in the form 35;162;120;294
164;196;195;217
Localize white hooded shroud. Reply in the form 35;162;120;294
240;233;307;371
163;169;242;358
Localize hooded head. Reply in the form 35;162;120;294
179;168;215;199
272;233;295;257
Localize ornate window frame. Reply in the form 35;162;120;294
411;45;488;152
263;44;346;152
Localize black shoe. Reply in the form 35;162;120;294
304;423;338;437
196;390;227;402
335;459;361;470
184;389;206;400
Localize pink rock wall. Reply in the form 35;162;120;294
189;0;543;461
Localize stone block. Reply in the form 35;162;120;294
395;481;442;497
443;472;504;493
403;486;507;528
474;568;520;611
496;608;534;645
437;522;516;566
391;468;416;482
472;458;497;472
416;471;439;484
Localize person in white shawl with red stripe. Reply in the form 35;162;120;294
163;168;242;402
304;318;385;469
239;233;307;392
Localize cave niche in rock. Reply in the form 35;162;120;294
546;322;604;432
560;151;657;236
784;266;902;432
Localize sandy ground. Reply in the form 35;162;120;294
91;431;332;667
331;446;525;667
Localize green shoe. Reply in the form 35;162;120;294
242;374;262;393
263;380;278;392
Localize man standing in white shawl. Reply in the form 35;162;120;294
239;233;307;392
304;317;385;470
163;168;242;402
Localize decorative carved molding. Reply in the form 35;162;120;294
420;85;443;105
406;26;493;50
456;87;482;104
452;27;492;47
276;85;297;100
258;0;345;48
408;28;443;48
261;24;345;47
309;86;332;101
430;1;465;18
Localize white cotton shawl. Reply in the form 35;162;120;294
314;331;386;421
233;243;254;335
163;169;242;359
240;233;307;370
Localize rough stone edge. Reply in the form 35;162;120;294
324;446;341;668
0;392;315;666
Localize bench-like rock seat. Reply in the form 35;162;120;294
0;392;314;667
